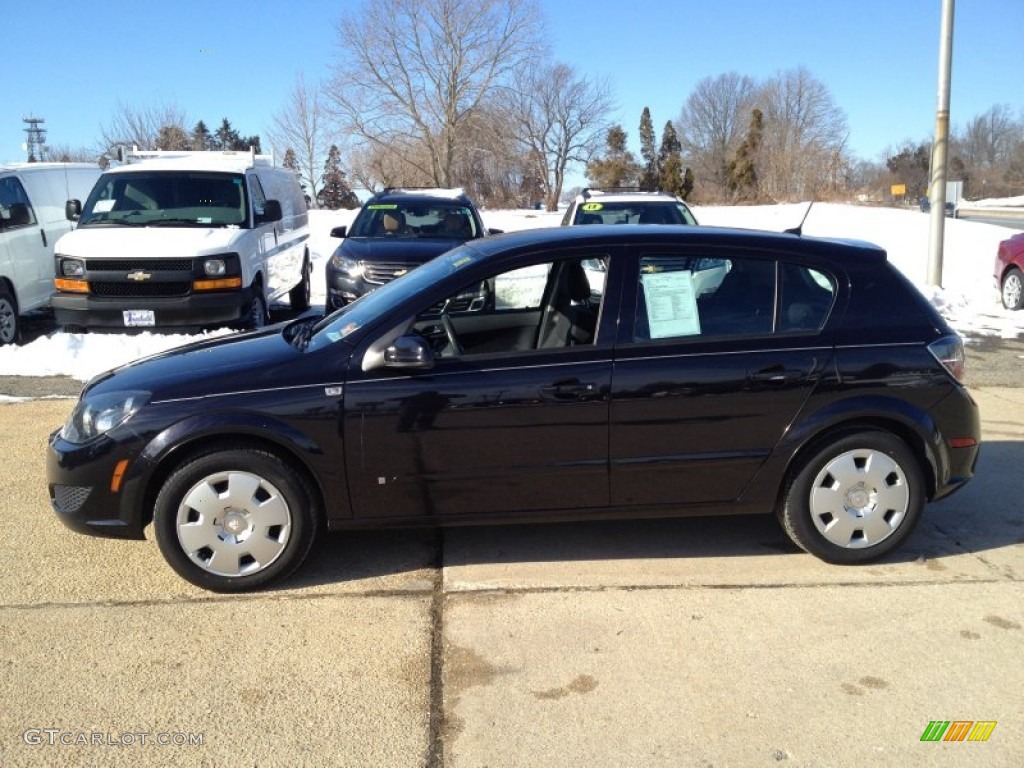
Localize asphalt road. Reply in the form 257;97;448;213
1;390;1021;767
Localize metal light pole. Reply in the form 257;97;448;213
927;0;955;287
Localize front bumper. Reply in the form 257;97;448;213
47;429;148;540
51;288;252;330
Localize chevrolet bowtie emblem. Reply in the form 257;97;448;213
126;270;152;281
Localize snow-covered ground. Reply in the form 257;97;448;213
0;203;1019;384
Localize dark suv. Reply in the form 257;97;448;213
48;225;979;592
325;187;496;310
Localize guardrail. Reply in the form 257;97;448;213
956;206;1024;220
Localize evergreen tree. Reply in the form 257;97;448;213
682;167;695;200
317;145;360;210
213;118;240;151
585;125;639;188
657;121;684;197
638;107;658;191
726;108;763;201
192;121;211;151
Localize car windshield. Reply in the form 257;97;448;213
574;201;696;226
307;246;482;349
348;201;479;239
77;171;247;227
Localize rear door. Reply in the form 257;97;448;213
609;246;837;506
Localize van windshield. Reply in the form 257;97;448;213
78;171;248;227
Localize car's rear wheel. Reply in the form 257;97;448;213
0;286;19;345
1001;267;1023;310
153;448;318;592
779;431;925;563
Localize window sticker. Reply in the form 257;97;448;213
581;202;604;211
451;255;474;268
367;203;399;210
93;199;115;213
641;270;701;338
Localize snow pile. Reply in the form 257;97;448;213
0;203;1019;383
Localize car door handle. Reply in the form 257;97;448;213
748;367;806;384
40;228;48;248
540;379;597;401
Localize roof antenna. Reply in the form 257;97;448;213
784;202;814;236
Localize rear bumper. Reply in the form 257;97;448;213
51;288;252;329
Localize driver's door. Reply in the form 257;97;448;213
342;252;615;520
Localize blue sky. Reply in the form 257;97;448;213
4;0;1020;168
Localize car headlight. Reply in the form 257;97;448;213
60;390;150;444
60;258;86;277
329;253;363;276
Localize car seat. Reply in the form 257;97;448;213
536;261;598;348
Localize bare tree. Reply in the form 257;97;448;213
958;104;1021;168
268;74;331;207
757;67;848;201
98;101;189;155
325;0;543;187
676;72;756;202
503;62;613;210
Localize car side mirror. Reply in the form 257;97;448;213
330;225;348;238
257;199;283;223
65;199;82;221
384;334;435;370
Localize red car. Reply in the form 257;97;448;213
995;233;1024;310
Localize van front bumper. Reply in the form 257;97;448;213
51;288;252;329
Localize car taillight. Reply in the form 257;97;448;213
928;335;966;382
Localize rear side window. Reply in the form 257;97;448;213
633;254;835;342
0;176;37;229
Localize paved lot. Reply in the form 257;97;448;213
0;389;1021;767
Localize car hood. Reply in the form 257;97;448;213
336;236;464;264
85;325;344;402
55;225;246;258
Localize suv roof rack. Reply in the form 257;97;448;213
124;145;275;169
581;186;666;199
379;186;468;199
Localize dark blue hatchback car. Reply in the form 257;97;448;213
48;225;980;592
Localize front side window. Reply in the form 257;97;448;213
633;254;834;342
0;176;37;229
77;171;247;227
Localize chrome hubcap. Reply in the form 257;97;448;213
175;471;291;577
1004;274;1021;308
809;449;909;549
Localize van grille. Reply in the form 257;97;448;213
85;259;194;272
90;282;192;297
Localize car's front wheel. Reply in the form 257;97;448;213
779;431;925;563
153;448;319;592
1001;267;1023;310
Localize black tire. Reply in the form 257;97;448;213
0;286;20;346
1001;267;1023;311
289;252;312;312
153;448;319;592
246;285;269;329
779;431;925;564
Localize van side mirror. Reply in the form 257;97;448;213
384;334;435;370
65;199;82;221
330;225;348;238
257;199;283;224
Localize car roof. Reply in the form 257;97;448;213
370;187;474;205
460;224;888;264
576;188;682;204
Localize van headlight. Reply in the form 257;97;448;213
203;258;227;277
61;391;150;444
60;258;86;277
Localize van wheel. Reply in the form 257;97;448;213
247;288;268;329
153;447;319;592
0;287;19;345
289;253;312;312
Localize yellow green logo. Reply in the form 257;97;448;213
920;721;996;742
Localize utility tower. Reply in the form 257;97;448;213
22;116;47;161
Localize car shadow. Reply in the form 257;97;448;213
280;439;1023;590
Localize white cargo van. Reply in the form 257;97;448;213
52;149;310;331
0;163;101;344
